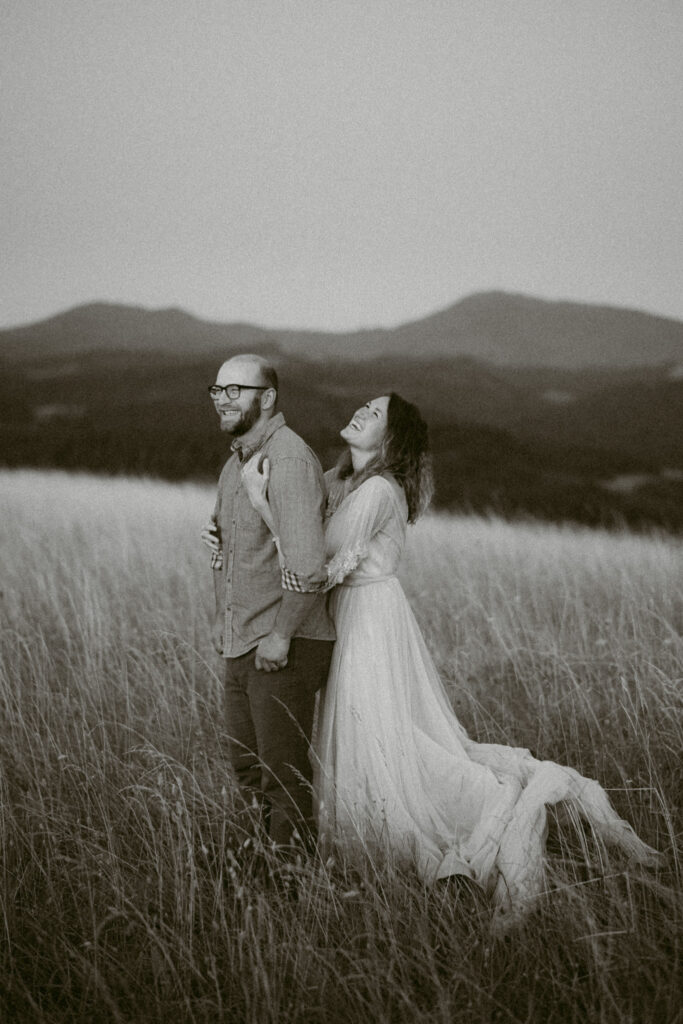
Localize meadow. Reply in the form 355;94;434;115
0;469;680;1023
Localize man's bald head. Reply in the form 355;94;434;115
217;354;278;395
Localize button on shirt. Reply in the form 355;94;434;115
212;413;335;658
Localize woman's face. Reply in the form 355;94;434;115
340;396;390;453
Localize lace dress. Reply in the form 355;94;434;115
314;474;658;920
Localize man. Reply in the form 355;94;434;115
203;353;334;849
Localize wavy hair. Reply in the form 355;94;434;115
336;392;434;523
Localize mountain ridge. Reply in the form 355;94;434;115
2;291;682;369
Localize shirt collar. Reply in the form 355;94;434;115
231;412;286;462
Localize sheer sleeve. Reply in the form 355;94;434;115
325;476;399;587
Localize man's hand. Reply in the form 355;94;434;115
255;632;290;672
211;616;224;655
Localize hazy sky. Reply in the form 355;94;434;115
2;0;682;331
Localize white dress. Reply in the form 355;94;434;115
314;474;658;921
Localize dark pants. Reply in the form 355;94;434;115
224;637;334;847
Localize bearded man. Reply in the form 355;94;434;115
202;354;334;849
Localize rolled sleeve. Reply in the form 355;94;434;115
268;456;328;591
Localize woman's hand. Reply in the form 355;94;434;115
200;517;221;554
241;455;270;513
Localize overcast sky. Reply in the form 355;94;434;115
2;0;682;332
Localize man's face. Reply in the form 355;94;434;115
212;360;266;436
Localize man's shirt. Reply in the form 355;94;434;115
212;412;335;657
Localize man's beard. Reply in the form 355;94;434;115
220;394;262;436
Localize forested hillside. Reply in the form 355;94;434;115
2;347;681;530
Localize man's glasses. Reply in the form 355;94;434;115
208;384;269;400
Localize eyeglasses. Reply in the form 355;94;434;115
208;384;269;400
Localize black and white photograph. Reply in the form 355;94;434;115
1;2;681;1021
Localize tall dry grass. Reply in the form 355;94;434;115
0;469;680;1023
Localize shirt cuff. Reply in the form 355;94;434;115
281;566;325;593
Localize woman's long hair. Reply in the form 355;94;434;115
335;392;434;523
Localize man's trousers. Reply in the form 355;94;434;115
223;637;334;847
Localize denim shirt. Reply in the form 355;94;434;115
213;413;335;657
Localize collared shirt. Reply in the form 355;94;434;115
212;412;335;657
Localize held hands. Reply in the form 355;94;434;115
241;455;270;513
255;631;290;672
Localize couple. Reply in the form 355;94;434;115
203;353;658;921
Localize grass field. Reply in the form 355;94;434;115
0;469;681;1023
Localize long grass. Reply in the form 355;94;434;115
0;469;681;1023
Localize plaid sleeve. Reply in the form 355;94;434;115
281;566;324;593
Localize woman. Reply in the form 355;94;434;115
235;393;659;922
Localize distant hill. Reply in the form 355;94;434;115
0;303;275;360
2;291;682;368
362;292;683;367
